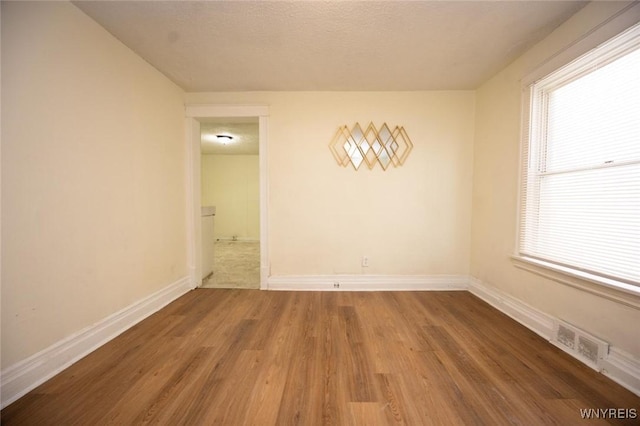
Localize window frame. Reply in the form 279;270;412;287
515;22;640;296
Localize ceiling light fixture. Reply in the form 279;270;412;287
216;134;234;145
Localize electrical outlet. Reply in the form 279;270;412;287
362;256;369;267
333;282;340;288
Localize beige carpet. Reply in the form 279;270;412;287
202;240;260;289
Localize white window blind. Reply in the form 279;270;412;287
519;23;640;287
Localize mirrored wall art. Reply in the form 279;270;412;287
329;122;413;170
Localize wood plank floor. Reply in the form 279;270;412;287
2;290;639;425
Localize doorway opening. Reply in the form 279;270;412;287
185;105;269;290
201;117;259;289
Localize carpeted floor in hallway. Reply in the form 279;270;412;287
202;240;260;289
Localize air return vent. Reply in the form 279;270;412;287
551;320;609;370
557;324;575;349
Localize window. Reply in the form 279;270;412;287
518;23;640;289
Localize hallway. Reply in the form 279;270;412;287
202;240;260;289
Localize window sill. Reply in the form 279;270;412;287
511;255;640;309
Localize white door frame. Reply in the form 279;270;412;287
185;104;269;290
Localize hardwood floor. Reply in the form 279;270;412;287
2;290;639;425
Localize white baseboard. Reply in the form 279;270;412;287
468;277;554;339
3;273;638;407
0;276;193;409
267;274;468;291
469;276;640;397
602;348;640;397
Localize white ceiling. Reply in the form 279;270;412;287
200;118;259;155
74;0;588;92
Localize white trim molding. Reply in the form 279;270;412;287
267;275;469;291
216;237;260;242
511;256;640;310
602;347;640;397
185;104;269;119
0;276;193;409
258;115;269;290
469;276;640;397
3;274;638;407
468;277;554;339
184;104;270;290
521;2;640;86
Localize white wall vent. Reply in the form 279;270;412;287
551;320;609;371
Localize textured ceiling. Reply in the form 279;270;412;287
74;1;587;91
201;118;259;155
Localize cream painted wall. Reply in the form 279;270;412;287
471;1;640;357
1;2;186;368
8;0;636;387
201;155;259;240
187;91;475;276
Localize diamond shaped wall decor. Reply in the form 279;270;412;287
329;122;413;170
